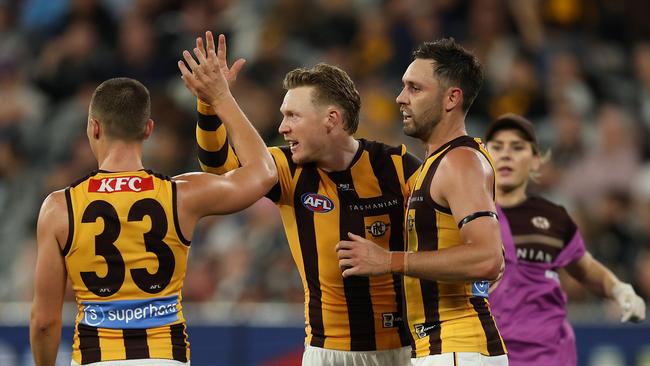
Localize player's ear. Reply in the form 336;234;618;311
89;118;101;140
325;107;342;133
444;87;463;112
143;119;154;140
530;151;541;172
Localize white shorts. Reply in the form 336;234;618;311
71;359;189;366
302;344;411;366
411;352;508;366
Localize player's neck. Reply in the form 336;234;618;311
97;142;145;172
497;185;527;208
424;115;466;157
317;135;359;172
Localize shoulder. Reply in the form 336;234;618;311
361;139;421;172
172;171;212;186
38;189;69;247
360;139;407;157
41;189;68;214
269;146;292;163
439;146;493;179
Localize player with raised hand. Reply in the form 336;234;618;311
29;36;276;365
194;31;420;365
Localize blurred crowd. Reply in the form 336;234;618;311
2;0;650;317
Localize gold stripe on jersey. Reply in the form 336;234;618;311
404;136;506;357
65;170;190;364
97;328;126;360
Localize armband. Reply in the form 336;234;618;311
457;211;498;229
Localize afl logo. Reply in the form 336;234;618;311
531;216;550;230
301;193;334;213
83;304;105;326
366;221;390;237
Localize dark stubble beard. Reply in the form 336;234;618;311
403;103;442;142
404;117;434;141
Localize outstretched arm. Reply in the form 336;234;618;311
30;191;68;366
566;252;646;322
195;32;246;174
176;32;277;220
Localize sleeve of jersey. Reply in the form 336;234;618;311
555;209;587;267
196;99;241;174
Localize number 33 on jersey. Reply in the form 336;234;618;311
64;170;190;364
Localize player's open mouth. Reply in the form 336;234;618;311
288;140;299;152
402;111;412;123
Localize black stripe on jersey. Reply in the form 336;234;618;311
294;166;325;348
330;167;376;351
197;112;222;131
77;323;101;364
414;203;442;354
62;188;74;256
170;323;188;362
401;146;422;182
368;142;410;347
469;297;505;356
266;147;297;203
171;182;191;246
421;155;452;215
265;151;285;203
123;329;150;359
266;182;282;203
197;143;234;168
278;146;298;177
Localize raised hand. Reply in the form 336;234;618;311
336;233;391;278
178;32;231;107
196;31;246;87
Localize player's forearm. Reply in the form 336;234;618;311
212;95;276;178
30;317;62;366
196;99;241;174
404;243;502;282
573;255;619;298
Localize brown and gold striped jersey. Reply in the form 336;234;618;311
196;101;420;351
64;170;190;364
404;136;506;357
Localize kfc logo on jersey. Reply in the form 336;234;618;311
89;176;154;193
301;193;334;213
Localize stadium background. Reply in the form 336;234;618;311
0;0;649;364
